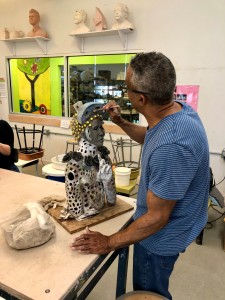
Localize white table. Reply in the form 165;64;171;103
0;169;135;300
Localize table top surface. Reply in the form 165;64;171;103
0;169;135;300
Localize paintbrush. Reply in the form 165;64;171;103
93;105;120;112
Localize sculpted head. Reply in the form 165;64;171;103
71;101;105;147
114;3;129;21
29;9;40;26
74;10;87;24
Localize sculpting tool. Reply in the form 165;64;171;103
93;105;120;112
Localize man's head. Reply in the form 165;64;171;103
114;3;129;22
126;52;176;106
29;9;40;26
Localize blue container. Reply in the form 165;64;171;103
46;175;65;183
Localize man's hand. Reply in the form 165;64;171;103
103;100;122;124
70;227;111;254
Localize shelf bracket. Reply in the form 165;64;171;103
117;30;128;50
74;36;85;53
0;37;49;56
34;37;48;54
71;28;133;53
4;41;16;55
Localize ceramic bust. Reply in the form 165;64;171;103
60;101;116;220
70;10;91;34
94;7;107;31
111;3;134;30
27;9;48;38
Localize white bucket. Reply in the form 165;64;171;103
51;154;67;171
114;167;131;187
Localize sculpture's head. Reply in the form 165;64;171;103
114;3;129;21
71;101;105;147
74;10;87;24
29;9;40;25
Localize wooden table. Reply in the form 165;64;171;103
0;169;135;300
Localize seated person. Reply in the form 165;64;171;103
60;101;116;220
0;120;19;172
27;9;48;38
111;3;134;30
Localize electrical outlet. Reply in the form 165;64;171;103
221;148;225;159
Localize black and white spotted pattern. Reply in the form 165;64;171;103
60;138;110;219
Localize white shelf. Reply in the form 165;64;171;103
70;28;133;52
0;36;50;55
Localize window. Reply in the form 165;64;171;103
7;53;139;123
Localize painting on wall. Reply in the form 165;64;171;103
174;85;199;111
8;56;64;117
17;58;50;114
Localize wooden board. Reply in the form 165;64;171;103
48;197;134;234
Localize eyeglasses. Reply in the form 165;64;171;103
121;85;150;95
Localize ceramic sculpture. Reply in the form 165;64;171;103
27;9;48;38
0;28;9;39
10;30;25;39
60;101;116;220
111;3;134;30
94;7;107;31
70;10;91;34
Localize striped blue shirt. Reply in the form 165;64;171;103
133;102;209;255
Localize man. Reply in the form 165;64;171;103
70;52;209;299
27;9;48;38
0;119;19;172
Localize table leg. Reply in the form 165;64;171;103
116;246;130;298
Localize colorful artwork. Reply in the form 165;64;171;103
174;85;199;111
17;58;50;114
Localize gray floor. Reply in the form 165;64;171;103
24;163;225;300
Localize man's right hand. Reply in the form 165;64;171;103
103;100;122;124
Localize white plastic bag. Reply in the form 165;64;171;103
1;202;55;250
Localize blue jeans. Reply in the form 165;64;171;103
133;243;179;300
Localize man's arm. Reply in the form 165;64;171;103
70;190;176;254
0;143;11;156
104;100;147;144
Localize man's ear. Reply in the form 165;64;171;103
139;94;147;106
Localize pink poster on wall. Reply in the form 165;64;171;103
174;85;199;111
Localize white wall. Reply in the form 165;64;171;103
1;0;225;194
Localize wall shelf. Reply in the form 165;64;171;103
70;28;133;52
0;36;49;55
